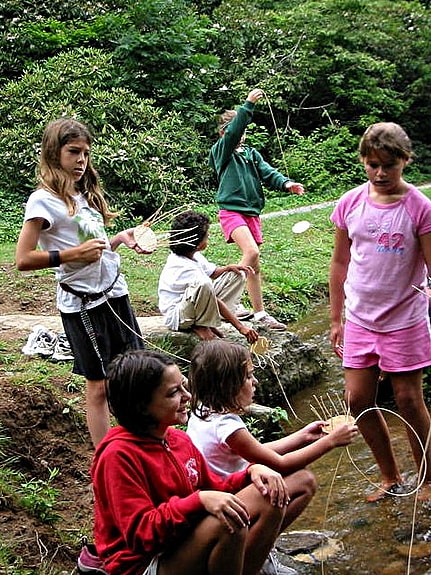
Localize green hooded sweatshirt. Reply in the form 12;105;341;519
209;99;290;217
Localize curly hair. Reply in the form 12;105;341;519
188;340;250;418
169;211;210;256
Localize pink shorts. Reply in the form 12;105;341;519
342;319;431;372
218;210;263;244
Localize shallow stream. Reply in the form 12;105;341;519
282;303;431;575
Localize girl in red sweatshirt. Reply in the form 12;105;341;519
90;349;304;575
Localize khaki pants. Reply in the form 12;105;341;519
178;271;245;329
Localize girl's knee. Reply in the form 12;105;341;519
86;379;107;405
256;497;286;525
241;248;260;269
395;392;415;410
345;390;369;414
301;469;317;497
206;515;248;546
285;469;317;499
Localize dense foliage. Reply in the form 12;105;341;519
0;0;430;241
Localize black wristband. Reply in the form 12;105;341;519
48;250;61;267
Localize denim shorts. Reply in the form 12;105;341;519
343;319;431;372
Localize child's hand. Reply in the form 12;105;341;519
240;325;259;343
78;238;107;262
327;422;358;447
112;228;154;254
330;321;344;359
248;464;290;508
225;264;255;277
247;88;264;104
334;344;344;359
198;491;250;533
285;182;305;195
300;421;326;443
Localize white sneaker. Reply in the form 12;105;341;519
256;313;286;331
51;333;74;362
260;550;297;575
235;304;254;320
22;325;57;356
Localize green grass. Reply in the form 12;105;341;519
2;184;430;324
87;205;336;322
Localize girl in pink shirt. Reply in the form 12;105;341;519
329;122;431;502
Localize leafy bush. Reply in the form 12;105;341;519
268;125;363;201
0;0;128;84
111;0;219;126
209;0;431;152
0;47;211;236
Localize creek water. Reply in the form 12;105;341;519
282;302;431;575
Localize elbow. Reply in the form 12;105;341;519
15;258;27;271
15;255;33;271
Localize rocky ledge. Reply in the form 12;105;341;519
1;313;327;410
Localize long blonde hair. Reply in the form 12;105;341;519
38;118;117;224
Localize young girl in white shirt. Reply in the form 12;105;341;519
187;339;357;490
15;118;148;447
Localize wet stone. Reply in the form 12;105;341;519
276;530;343;566
276;530;328;554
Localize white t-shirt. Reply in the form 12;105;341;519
187;411;248;478
158;251;217;330
331;183;431;332
24;188;128;313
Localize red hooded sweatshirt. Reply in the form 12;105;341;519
91;425;251;575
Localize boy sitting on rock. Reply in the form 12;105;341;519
158;210;258;342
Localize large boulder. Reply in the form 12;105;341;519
142;317;328;407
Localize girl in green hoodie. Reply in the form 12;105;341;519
209;89;304;331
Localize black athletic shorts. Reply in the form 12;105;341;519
61;295;144;380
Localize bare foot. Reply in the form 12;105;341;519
366;482;403;503
192;326;218;340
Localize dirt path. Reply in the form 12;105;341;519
0;314;167;339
